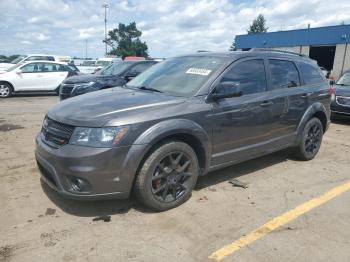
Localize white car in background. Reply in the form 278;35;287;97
0;61;78;98
94;57;122;73
0;54;71;71
77;60;97;74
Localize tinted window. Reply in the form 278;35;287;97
20;63;41;73
130;63;153;74
26;56;54;61
219;59;266;95
269;59;300;89
101;61;134;76
299;62;324;85
336;72;350;86
45;56;55;61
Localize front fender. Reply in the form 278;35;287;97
119;119;211;195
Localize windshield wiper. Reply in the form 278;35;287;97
336;83;350;86
137;86;163;93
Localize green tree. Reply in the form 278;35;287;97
247;14;268;34
104;22;148;58
229;41;236;51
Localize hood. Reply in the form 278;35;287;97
0;63;12;69
48;87;186;127
334;84;350;97
63;73;121;84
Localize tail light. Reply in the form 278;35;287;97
329;84;335;101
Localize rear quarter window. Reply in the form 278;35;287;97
298;62;324;85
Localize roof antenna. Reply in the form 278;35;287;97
308;23;311;29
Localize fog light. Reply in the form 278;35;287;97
70;177;90;192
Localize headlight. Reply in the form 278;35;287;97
72;82;97;94
69;126;128;147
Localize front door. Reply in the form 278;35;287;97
13;62;45;91
210;58;275;166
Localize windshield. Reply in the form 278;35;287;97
336;72;350;86
10;55;27;64
96;60;111;67
100;61;134;76
126;56;228;96
82;60;96;66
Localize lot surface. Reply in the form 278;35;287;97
1;96;350;262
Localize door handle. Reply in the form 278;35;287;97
260;101;274;107
301;93;312;98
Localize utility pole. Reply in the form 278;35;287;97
102;2;109;56
85;39;88;59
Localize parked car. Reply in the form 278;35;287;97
94;57;122;73
36;50;330;211
76;60;97;74
0;61;79;98
0;54;71;71
330;70;350;118
59;60;157;100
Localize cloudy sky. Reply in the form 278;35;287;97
1;0;349;59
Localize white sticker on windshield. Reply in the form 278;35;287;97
186;68;212;76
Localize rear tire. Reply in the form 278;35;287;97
293;117;323;160
134;141;199;211
0;82;13;98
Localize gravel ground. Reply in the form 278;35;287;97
1;95;350;262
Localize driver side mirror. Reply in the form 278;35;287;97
15;69;23;74
124;71;138;81
208;81;243;102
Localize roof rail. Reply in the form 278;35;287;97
249;48;307;57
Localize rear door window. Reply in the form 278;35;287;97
269;59;300;89
298;62;324;85
219;59;267;95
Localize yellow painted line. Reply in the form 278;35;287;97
209;180;350;261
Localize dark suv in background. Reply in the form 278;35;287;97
36;50;330;211
330;70;350;118
59;60;157;100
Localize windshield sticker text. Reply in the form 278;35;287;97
186;68;212;76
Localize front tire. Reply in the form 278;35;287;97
0;82;13;98
134;141;199;211
293;117;323;160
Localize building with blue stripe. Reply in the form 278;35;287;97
235;24;350;77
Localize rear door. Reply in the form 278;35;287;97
210;58;276;165
265;58;305;137
41;63;68;90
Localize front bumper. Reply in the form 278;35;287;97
35;134;138;200
331;97;350;117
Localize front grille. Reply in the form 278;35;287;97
41;117;75;147
37;161;57;187
60;84;74;95
336;96;350;107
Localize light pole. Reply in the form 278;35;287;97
85;39;88;59
102;2;109;56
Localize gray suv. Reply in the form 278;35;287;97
35;50;331;211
